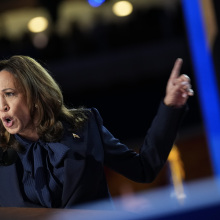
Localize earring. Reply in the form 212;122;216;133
35;104;38;108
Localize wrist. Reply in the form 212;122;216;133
163;98;185;109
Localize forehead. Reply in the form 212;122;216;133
0;69;18;89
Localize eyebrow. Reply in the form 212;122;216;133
2;88;15;92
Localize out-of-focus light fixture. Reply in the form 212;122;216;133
112;1;133;17
28;16;49;33
32;33;48;49
88;0;105;7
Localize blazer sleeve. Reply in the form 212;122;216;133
91;102;187;183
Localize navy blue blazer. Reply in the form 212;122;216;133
0;102;186;208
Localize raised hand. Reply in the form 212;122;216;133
164;58;194;108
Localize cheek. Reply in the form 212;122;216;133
15;105;32;123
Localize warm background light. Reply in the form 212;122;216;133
28;16;49;33
112;1;133;17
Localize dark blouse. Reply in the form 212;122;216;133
15;134;69;208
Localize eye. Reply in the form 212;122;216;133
5;92;15;97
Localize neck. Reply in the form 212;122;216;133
18;129;39;142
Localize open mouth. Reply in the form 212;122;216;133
3;117;13;127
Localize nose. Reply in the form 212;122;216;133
3;105;9;111
0;98;10;112
0;104;9;112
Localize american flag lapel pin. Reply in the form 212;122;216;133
72;133;80;139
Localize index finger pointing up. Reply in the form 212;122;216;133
170;58;183;81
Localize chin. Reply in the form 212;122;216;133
5;127;19;135
6;130;17;135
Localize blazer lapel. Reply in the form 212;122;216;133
60;126;88;207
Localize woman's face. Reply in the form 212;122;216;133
0;69;38;140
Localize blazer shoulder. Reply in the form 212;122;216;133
88;107;103;125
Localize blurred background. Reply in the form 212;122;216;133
0;0;219;209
